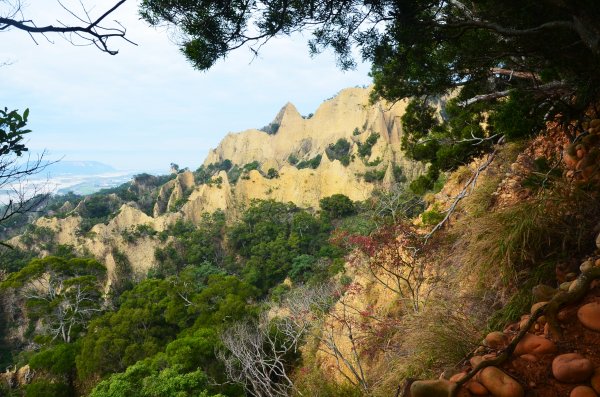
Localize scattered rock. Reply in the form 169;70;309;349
519;315;533;331
533;284;557;302
581;260;595;273
561;281;574;291
570;278;586;293
410;379;456;397
485;331;508;349
519;354;538;362
531;301;548;314
449;372;466;383
570;385;598;397
514;333;556;356
477;366;524;397
591;368;600;394
559;307;578;322
467;380;489;395
544;322;552;337
566;272;578;281
470;356;485;368
578;302;600;331
552;353;594;383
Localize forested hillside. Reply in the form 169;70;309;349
2;0;600;397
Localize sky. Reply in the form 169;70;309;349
0;1;372;173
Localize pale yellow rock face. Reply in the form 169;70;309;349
16;86;424;280
154;171;196;216
233;161;373;209
181;171;233;222
204;87;413;170
35;216;82;246
199;86;423;211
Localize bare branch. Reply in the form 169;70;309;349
0;0;134;55
424;136;505;242
459;81;570;107
490;67;540;81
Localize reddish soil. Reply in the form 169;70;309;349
459;287;600;397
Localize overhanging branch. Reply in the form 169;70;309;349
0;0;134;55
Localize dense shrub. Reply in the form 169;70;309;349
320;194;355;218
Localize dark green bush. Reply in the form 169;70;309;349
357;133;379;158
320;194;355;218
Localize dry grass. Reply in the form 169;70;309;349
451;148;600;332
457;182;600;288
295;141;600;397
370;142;600;396
369;289;487;397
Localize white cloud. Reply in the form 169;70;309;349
0;1;372;171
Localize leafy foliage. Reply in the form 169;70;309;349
0;107;30;157
154;212;225;277
76;273;257;392
89;360;225;397
295;154;322;170
229;200;340;291
320;194;355;219
325;138;351;166
363;169;386;183
2;256;106;344
357;133;379;158
266;167;279;179
140;0;600;181
194;160;232;185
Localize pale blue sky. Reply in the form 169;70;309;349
0;1;372;173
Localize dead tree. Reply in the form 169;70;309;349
218;313;303;397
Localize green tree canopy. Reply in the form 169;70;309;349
320;194;355;219
139;1;600;108
1;256;106;344
140;0;600;177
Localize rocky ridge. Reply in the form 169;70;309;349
9;87;423;282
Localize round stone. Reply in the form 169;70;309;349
467;380;489;395
552;353;594;383
485;331;509;349
449;372;466;383
519;354;538;362
570;385;598;397
470;355;484;368
532;284;557;302
578;302;600;331
560;281;573;291
410;379;456;397
591;368;600;394
477;366;524;397
514;333;556;356
570;278;585;293
531;301;548;314
581;260;594;273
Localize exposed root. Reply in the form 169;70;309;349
448;266;600;396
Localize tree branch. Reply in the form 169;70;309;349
0;0;133;55
424;136;504;243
